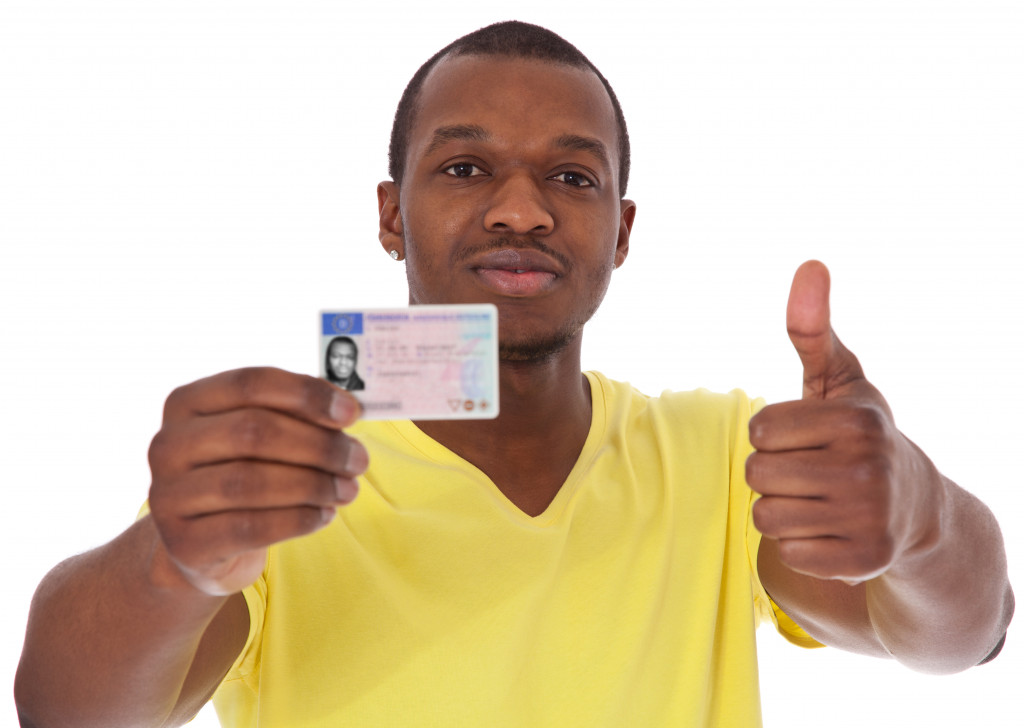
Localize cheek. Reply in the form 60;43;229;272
401;200;475;302
403;248;431;304
580;211;622;266
404;193;477;247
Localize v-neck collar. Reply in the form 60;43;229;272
381;371;609;525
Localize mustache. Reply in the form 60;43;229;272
452;237;571;271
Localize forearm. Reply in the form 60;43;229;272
867;474;1014;674
15;517;231;728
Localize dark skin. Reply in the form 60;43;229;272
15;54;1013;727
751;262;1013;670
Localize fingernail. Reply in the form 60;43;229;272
334;477;359;502
321;507;337;524
345;439;369;474
330;392;354;423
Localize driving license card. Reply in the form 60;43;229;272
320;305;499;420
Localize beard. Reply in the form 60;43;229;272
486;239;611;363
499;326;579;363
497;301;597;363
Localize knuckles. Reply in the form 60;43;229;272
847;452;895;492
750;400;893;450
147;425;193;483
297;373;333;420
225;367;273;406
218;461;264;502
744;452;774;494
227;367;332;418
840;403;891;444
750;395;912;581
750;498;780;538
746;412;769;449
229;511;257;546
162;382;191;419
161;367;337;427
744;453;760;489
228;410;279;454
147;429;172;472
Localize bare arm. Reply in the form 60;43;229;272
756;474;1013;673
15;368;366;727
747;262;1013;673
16;518;246;727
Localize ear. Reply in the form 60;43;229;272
377;181;404;259
614;199;636;268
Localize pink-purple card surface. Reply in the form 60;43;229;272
320;305;499;420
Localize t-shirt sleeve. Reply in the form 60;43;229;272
735;393;824;649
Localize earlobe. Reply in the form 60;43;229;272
377;181;405;258
614;199;636;268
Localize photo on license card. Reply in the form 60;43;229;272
319;305;499;421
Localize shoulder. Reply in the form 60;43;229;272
587;371;761;463
587;370;758;426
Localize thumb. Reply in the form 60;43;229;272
787;260;863;399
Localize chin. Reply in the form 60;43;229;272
498;329;578;363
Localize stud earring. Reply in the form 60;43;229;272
389;250;400;260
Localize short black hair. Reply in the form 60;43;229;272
387;21;631;198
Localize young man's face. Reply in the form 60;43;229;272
381;54;635;361
328;340;357;379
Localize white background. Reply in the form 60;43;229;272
2;1;1021;725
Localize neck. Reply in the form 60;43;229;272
414;337;592;516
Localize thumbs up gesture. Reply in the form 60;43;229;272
747;261;942;584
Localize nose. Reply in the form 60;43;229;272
482;171;554;236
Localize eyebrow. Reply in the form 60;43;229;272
425;124;491;155
424;125;612;173
552;134;612;173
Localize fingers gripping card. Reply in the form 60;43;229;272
320;305;499;420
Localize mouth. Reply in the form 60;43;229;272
475;268;558;296
469;248;563;297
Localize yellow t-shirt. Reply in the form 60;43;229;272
213;371;818;727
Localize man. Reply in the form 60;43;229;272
15;21;1013;728
324;335;365;391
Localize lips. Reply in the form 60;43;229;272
469;248;563;297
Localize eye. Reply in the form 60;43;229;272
550;171;594;188
443;162;485;178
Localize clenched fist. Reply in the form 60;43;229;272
147;367;368;595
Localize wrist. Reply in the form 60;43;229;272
889;437;948;575
139;517;227;606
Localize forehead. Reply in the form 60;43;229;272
330;340;355;353
409;54;619;167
